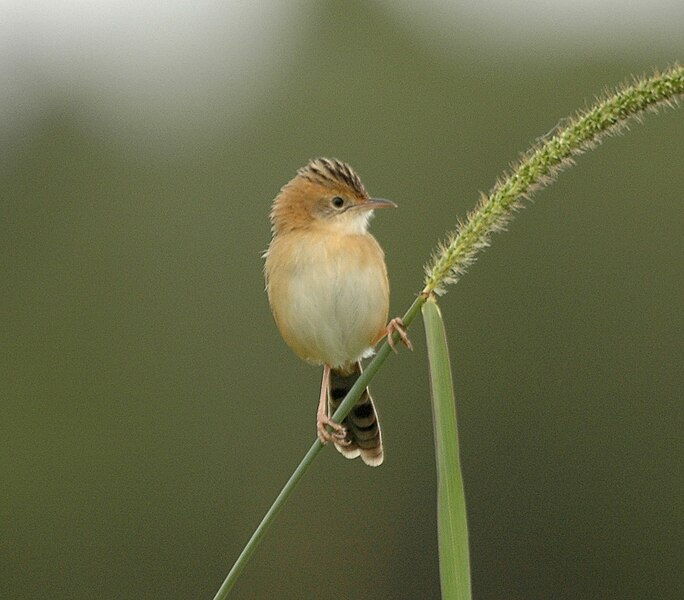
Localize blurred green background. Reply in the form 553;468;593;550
2;1;683;599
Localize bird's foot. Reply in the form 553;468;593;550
387;317;413;353
317;413;350;445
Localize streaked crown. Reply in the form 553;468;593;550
296;158;368;199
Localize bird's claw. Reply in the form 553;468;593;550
317;413;350;445
387;317;413;353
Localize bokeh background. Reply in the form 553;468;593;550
2;1;683;599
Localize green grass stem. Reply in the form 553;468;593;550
212;295;426;600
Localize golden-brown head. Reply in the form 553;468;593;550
269;158;396;236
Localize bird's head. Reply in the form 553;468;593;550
269;158;396;235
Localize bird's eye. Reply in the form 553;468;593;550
331;196;345;209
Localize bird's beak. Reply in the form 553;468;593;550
360;197;397;210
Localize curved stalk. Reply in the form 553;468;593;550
213;65;684;599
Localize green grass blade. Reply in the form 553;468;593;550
422;296;471;600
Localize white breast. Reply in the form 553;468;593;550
267;232;389;368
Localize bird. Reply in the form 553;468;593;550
263;158;411;467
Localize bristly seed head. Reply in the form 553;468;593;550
423;64;684;296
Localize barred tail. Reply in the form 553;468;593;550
328;362;383;467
